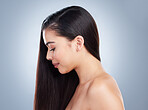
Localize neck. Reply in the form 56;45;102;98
74;52;106;85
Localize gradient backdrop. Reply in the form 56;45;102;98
0;0;148;110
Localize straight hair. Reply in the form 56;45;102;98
34;6;101;110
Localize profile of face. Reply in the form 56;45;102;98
43;29;84;74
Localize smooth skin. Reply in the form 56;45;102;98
43;29;125;110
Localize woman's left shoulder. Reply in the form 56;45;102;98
88;73;120;93
87;73;121;97
86;73;125;110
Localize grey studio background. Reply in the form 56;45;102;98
0;0;148;110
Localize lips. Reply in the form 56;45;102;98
53;63;59;68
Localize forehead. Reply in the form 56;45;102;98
42;29;71;46
43;29;58;44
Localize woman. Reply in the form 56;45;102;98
34;6;125;110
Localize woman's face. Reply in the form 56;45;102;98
43;29;77;74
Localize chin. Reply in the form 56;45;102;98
58;68;72;74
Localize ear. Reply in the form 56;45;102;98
74;35;84;52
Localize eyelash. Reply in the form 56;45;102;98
50;48;55;51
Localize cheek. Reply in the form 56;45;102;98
53;49;66;63
55;49;76;74
54;47;73;65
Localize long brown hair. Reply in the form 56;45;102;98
34;6;101;110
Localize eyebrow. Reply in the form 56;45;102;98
45;41;55;46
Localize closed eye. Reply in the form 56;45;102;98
50;48;55;51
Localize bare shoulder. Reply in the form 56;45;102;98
86;73;125;110
87;73;122;96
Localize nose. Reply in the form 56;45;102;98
46;49;53;61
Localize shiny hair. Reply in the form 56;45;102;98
34;6;101;110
